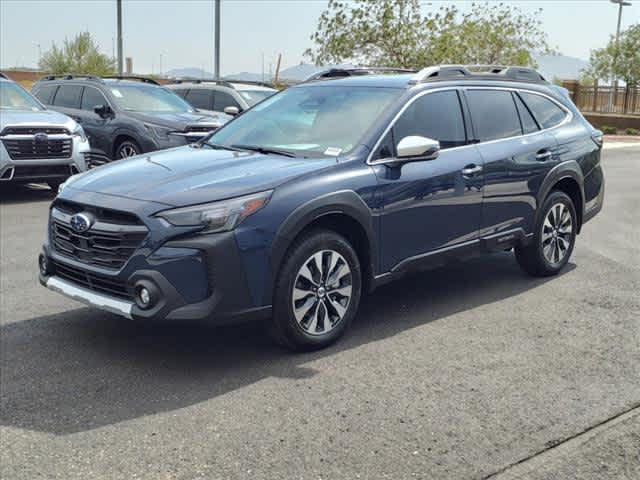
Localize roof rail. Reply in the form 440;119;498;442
39;74;103;82
305;66;417;82
102;75;160;85
168;78;235;88
411;64;547;84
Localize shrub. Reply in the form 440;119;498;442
625;128;639;136
601;125;617;135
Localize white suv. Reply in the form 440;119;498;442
0;74;89;191
167;80;277;116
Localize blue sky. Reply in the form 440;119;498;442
1;0;639;74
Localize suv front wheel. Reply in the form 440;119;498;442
515;190;577;277
270;229;362;351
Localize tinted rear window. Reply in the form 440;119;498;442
466;90;521;142
52;85;82;108
393;90;467;149
33;84;57;104
519;92;567;129
185;89;213;110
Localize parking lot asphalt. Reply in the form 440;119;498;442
1;146;638;480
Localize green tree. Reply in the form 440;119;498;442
305;0;551;68
39;32;115;75
586;23;640;87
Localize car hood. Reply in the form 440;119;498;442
0;108;77;131
126;111;231;130
66;146;336;207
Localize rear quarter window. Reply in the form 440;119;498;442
519;92;567;129
33;84;57;104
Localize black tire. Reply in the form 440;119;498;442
269;229;362;351
515;190;577;277
47;180;63;193
115;139;141;159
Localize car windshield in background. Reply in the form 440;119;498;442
108;84;194;113
0;82;43;111
208;85;400;157
238;89;276;106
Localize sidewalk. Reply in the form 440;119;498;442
603;135;640;150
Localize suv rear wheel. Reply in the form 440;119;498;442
515;190;577;277
270;229;362;351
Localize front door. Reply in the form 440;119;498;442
371;89;484;273
76;86;114;159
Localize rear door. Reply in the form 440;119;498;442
464;88;559;241
372;89;484;272
50;84;83;119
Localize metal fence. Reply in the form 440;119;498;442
573;83;640;115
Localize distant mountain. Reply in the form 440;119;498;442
165;67;214;79
533;53;589;81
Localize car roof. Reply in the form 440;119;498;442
168;81;276;92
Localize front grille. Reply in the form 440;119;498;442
50;200;148;270
52;260;132;300
1;126;69;135
2;137;72;160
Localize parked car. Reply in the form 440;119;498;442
31;75;230;166
39;65;605;351
0;73;89;191
167;80;277;116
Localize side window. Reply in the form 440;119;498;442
392;90;467;149
81;86;108;110
172;88;188;98
519;92;567;129
52;85;82;109
33;84;57;104
214;91;241;111
185;89;213;110
466;90;521;141
513;93;539;134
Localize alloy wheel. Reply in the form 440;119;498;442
118;144;139;158
542;202;573;265
291;250;353;336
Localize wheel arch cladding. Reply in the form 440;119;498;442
538;161;585;233
270;190;377;297
113;134;139;157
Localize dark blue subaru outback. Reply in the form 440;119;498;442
39;65;605;351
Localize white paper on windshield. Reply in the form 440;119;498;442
324;147;342;156
111;89;123;98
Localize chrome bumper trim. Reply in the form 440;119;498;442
45;276;134;319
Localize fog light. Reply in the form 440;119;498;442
139;287;150;306
38;254;49;276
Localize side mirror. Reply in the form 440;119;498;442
396;136;440;160
93;104;112;118
224;106;240;116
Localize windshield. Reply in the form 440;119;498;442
108;84;194;113
238;89;276;106
0;82;43;111
208;85;400;157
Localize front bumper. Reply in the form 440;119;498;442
39;230;270;324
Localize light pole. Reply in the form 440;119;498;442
214;0;221;79
610;0;631;111
116;0;123;75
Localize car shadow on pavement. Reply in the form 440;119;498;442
0;183;55;204
0;252;575;435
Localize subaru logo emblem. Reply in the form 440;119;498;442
70;213;93;233
34;132;48;144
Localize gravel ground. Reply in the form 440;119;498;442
0;145;638;480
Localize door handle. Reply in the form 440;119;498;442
536;149;552;161
462;164;483;176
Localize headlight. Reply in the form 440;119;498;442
72;124;87;142
144;124;173;139
155;190;273;234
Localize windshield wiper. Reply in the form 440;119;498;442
231;144;297;158
191;141;239;151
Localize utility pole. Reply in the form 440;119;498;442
117;0;123;75
214;0;221;79
610;0;631;111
